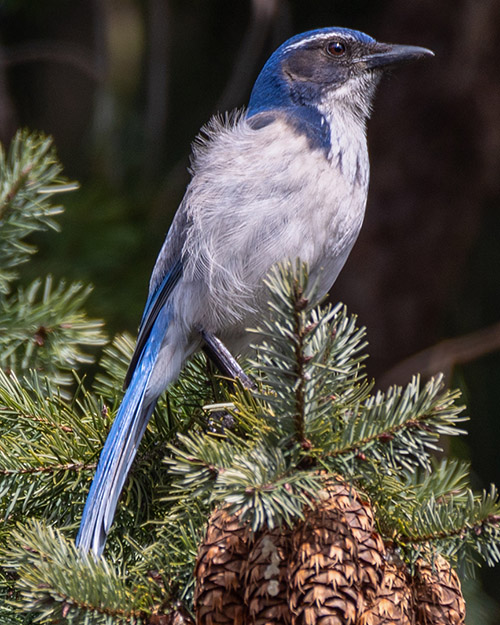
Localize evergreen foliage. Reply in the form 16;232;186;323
0;131;499;623
0;130;106;386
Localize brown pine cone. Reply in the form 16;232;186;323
358;557;414;625
194;507;251;625
243;524;292;625
413;555;466;625
289;477;385;625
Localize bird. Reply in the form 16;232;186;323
76;26;433;556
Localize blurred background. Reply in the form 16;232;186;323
1;0;499;614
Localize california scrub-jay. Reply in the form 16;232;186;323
76;26;433;555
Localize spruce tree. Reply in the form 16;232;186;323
0;131;499;624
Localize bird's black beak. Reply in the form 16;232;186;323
361;43;434;70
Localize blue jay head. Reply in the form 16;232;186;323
248;27;433;123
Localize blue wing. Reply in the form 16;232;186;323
124;259;183;388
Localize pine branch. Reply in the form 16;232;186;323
168;431;321;530
0;370;105;524
213;450;321;530
327;374;467;473
0;130;104;385
246;262;371;449
402;486;500;576
167;432;249;497
409;457;471;504
93;332;135;403
0;130;78;294
361;457;471;539
0;276;106;385
3;521;151;624
169;263;469;540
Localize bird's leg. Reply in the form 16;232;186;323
200;329;255;390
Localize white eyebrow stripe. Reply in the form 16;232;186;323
284;33;335;51
283;32;356;52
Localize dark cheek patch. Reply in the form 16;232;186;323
283;49;346;85
284;49;318;81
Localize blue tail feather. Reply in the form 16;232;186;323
76;306;171;556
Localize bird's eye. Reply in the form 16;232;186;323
327;41;346;57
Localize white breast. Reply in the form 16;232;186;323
176;111;369;340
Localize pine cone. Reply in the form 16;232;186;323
289;477;385;625
243;525;292;625
194;507;251;625
358;557;414;625
413;555;466;625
